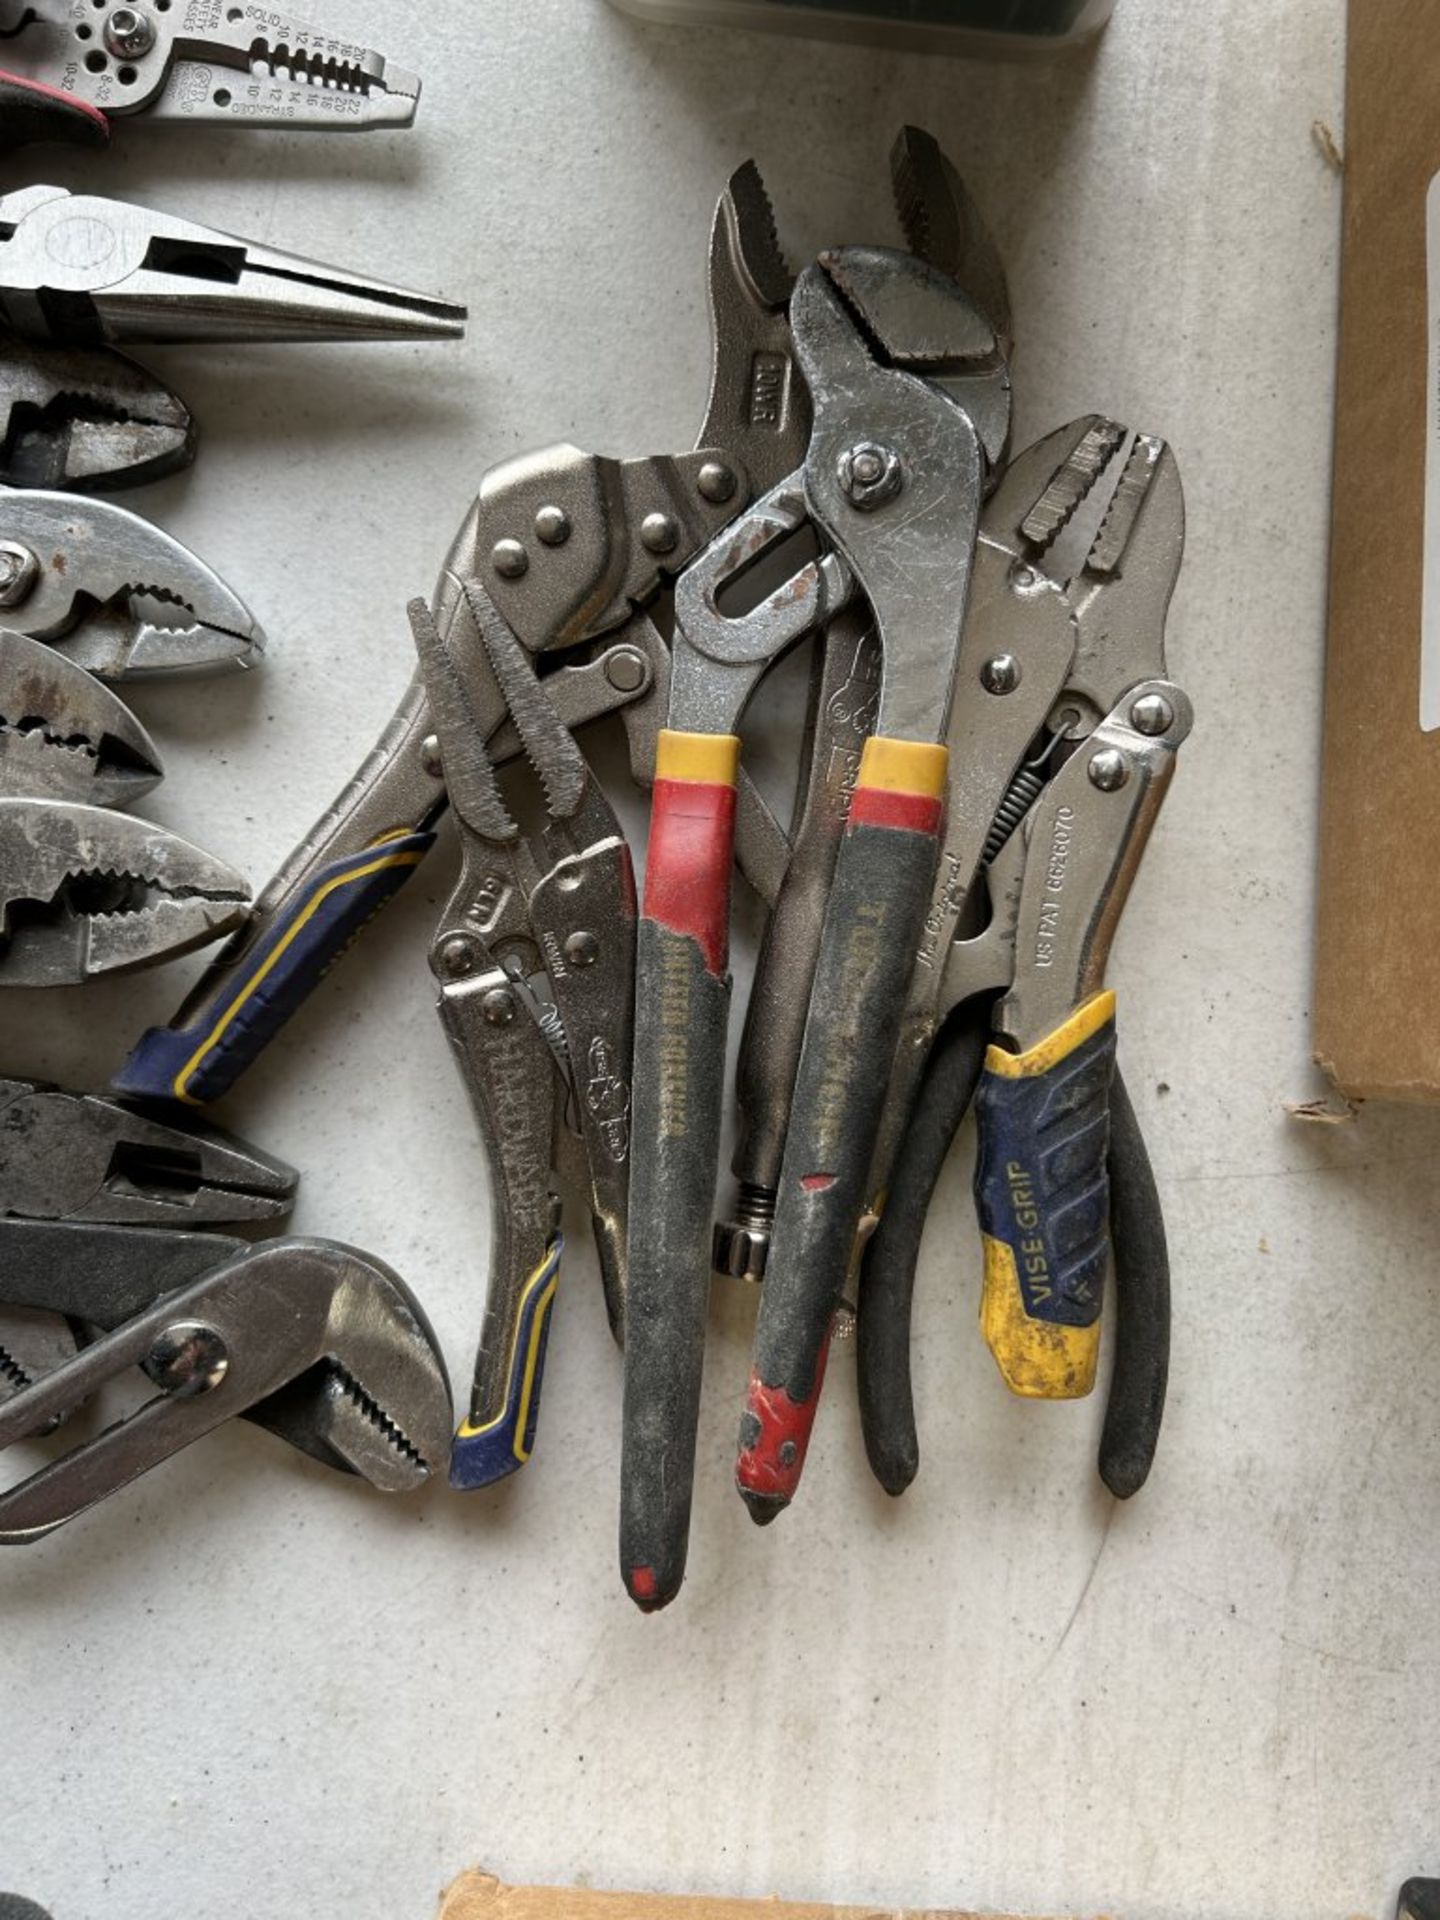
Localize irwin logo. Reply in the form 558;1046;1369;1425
749;353;789;430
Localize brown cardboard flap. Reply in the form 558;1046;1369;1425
1314;0;1440;1099
439;1878;1039;1920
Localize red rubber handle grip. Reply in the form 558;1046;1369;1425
642;733;741;977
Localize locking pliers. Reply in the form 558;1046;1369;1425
412;586;636;1487
116;155;809;1111
857;417;1189;1494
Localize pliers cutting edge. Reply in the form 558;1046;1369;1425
0;1;420;148
0;1074;297;1224
0;1078;295;1419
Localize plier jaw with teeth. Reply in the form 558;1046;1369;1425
0;1234;453;1543
412;584;637;1491
0;628;163;806
0;337;194;493
0;799;251;985
0;484;264;681
857;416;1190;1498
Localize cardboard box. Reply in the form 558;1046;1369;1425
438;1879;1040;1920
1314;0;1440;1099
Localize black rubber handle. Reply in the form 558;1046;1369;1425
737;808;943;1518
729;615;881;1216
0;74;110;151
620;920;731;1611
1098;1066;1170;1498
857;999;992;1495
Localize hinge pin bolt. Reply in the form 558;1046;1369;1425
838;441;904;510
147;1322;229;1399
0;542;39;609
981;654;1021;696
697;462;737;505
492;539;530;581
1089;748;1131;793
534;506;572;547
640;513;680;556
1130;693;1175;736
105;6;156;58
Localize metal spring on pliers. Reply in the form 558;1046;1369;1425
981;763;1050;866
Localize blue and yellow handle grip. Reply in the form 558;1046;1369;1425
450;1238;562;1491
114;831;436;1107
973;992;1118;1399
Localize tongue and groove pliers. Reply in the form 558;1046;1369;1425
0;1;420;149
0;1228;453;1541
726;245;1013;1534
713;124;1012;1288
622;235;1012;1605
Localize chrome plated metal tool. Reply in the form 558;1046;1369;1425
0;1;421;142
0;628;162;804
0;1232;452;1542
412;586;636;1488
0;799;249;983
0;484;264;679
0;185;466;346
0;335;193;491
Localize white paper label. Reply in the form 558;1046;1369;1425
1422;172;1440;728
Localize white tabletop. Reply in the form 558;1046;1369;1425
8;6;1417;1919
